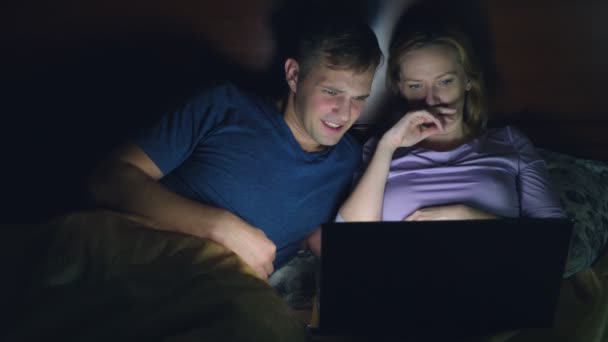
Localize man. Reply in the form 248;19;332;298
88;14;383;280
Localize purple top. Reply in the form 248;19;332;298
359;126;565;221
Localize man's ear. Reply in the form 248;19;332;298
465;80;472;91
284;58;300;93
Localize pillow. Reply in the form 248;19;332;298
539;149;608;277
269;249;318;309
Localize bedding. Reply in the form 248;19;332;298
6;148;608;341
6;210;307;342
539;149;608;277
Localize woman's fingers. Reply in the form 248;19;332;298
411;110;445;134
385;106;453;149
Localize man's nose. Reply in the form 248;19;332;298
340;103;352;122
334;98;351;122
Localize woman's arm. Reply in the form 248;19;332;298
338;141;396;221
508;127;566;218
338;109;450;221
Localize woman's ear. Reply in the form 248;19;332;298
284;58;299;93
465;80;472;91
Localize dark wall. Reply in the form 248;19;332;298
1;1;280;222
485;0;608;161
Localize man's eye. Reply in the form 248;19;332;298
323;89;338;96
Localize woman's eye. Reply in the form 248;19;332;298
323;89;338;96
408;84;423;90
439;79;453;86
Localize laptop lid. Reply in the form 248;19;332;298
318;218;573;340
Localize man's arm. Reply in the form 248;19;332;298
88;143;277;278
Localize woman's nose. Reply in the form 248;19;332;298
425;88;440;106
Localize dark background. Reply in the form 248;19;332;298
1;0;607;224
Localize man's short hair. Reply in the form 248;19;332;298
295;15;383;78
274;4;382;78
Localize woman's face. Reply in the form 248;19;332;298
397;44;471;142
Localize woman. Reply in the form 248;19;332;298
338;29;565;222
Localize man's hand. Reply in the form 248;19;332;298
378;108;452;152
404;204;497;221
208;212;276;279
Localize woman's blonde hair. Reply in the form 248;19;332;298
387;29;487;136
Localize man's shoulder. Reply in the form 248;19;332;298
194;81;248;102
186;81;275;120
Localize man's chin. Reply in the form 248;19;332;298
318;137;342;147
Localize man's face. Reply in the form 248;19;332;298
284;58;376;152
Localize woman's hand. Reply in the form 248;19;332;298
404;204;498;221
378;108;453;152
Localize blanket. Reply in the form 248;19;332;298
6;210;307;342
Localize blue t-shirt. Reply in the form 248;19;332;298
134;82;362;265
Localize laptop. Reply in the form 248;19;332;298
315;218;574;340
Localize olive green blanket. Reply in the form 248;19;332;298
6;210;307;342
